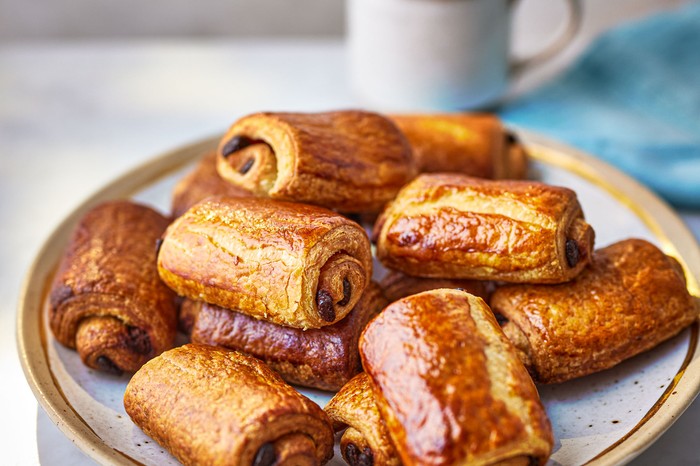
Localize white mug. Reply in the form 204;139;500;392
347;0;582;111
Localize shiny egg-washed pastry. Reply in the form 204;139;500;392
490;238;700;384
379;269;493;303
49;200;177;374
359;289;554;466
373;173;595;284
389;113;528;179
158;196;372;329
325;372;400;466
124;344;335;466
171;151;252;218
187;282;388;391
216;110;416;213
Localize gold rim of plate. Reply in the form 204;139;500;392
15;131;700;466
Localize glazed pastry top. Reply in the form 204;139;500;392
158;196;372;328
389;113;527;179
490;238;700;383
373;173;594;283
360;289;553;466
217;110;416;213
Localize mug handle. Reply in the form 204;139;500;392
509;0;583;77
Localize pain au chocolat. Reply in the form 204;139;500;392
359;289;553;466
373;173;595;284
186;282;388;391
325;372;399;466
124;344;335;466
215;110;416;213
49;200;177;374
170;151;251;218
389;113;528;179
490;238;700;384
157;196;372;329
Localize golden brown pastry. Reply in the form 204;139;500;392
490;238;700;384
379;269;493;303
124;344;334;466
389;113;528;179
49;200;177;374
359;289;554;466
171;151;252;218
187;282;388;391
325;373;400;466
373;173;595;284
215;110;416;213
158;196;372;329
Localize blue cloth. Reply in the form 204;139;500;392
499;2;700;208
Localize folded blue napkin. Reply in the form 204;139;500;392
499;2;700;208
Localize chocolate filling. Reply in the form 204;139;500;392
494;312;509;327
221;135;256;158
253;443;276;466
316;289;336;322
337;278;352;306
95;356;122;375
345;443;374;466
565;238;580;267
239;157;255;174
505;130;519;145
127;326;152;355
155;237;163;256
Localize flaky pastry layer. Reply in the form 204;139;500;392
216;110;416;213
490;238;700;384
373;173;595;283
359;289;553;466
124;344;334;466
389;113;528;179
187;282;388;391
158;196;372;329
325;372;400;466
49;200;177;374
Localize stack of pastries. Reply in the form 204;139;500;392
47;110;699;466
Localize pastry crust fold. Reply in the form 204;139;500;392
359;289;553;466
325;372;400;466
49;200;177;374
123;344;334;466
490;238;700;384
157;196;373;329
389;113;528;179
373;173;595;283
216;110;416;213
187;282;388;391
171;151;251;218
379;270;492;304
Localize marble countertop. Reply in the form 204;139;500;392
1;39;698;465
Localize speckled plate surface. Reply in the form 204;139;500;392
17;131;700;465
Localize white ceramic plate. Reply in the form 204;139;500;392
17;132;700;466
